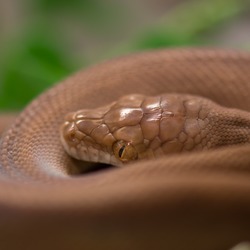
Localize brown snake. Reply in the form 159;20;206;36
0;49;250;250
60;93;250;166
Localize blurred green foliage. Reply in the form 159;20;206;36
113;0;248;53
139;0;245;48
0;30;75;109
0;0;249;110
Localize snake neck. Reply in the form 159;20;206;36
194;106;250;151
157;99;250;155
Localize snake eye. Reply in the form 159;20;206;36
113;140;138;162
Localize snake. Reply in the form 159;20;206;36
0;49;250;250
60;93;250;166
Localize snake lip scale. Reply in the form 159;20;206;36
0;48;250;250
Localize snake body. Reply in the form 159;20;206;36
0;49;250;250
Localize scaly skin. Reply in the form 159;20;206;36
60;94;250;165
1;49;250;250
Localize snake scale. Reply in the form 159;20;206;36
0;49;250;250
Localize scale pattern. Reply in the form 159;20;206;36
0;49;250;250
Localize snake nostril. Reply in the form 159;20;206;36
62;120;86;146
62;121;79;144
68;130;77;143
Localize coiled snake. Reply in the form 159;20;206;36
0;49;250;250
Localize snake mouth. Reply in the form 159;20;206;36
60;120;121;165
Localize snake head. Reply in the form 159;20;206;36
60;94;149;165
60;94;190;166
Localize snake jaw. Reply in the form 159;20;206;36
60;122;117;164
60;118;111;164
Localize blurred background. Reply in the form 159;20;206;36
0;0;250;111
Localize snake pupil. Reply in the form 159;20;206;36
118;145;125;158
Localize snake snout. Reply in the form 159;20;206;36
60;111;120;164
